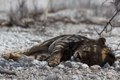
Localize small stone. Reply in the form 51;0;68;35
107;71;115;79
71;56;75;61
16;67;24;70
81;64;89;69
18;56;34;67
76;62;89;69
38;61;48;68
64;61;72;68
57;64;64;68
76;62;83;67
64;61;79;68
113;61;120;71
109;66;114;70
89;74;101;80
113;61;119;68
31;60;40;65
44;74;62;80
116;54;120;59
71;62;79;68
90;65;101;70
0;58;9;67
31;60;48;68
9;61;22;68
72;75;79;80
103;63;110;68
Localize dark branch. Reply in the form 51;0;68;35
99;9;120;35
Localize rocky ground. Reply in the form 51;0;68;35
0;0;120;78
0;21;120;80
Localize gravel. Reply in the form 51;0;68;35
0;21;120;80
0;0;119;79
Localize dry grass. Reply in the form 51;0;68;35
7;0;44;27
113;0;120;11
5;0;120;28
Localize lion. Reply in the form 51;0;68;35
2;35;116;67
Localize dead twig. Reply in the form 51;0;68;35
99;9;120;36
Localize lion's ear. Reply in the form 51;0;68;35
97;37;106;45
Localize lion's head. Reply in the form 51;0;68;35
73;37;116;67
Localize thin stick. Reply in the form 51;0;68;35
99;9;120;35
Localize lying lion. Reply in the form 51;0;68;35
2;35;116;67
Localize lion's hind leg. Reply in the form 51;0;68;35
47;42;68;67
1;41;50;61
2;49;50;62
2;51;22;61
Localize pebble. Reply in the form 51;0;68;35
57;64;65;68
71;62;79;68
89;74;101;80
90;65;101;70
64;61;73;68
38;61;48;69
44;74;62;80
103;63;111;68
31;60;40;65
16;67;24;70
113;61;120;71
113;61;119;67
72;75;79;80
81;64;89;69
64;61;80;68
107;71;116;79
9;61;22;68
0;58;9;68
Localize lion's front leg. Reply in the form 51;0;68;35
47;51;63;67
47;52;62;67
47;42;68;67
